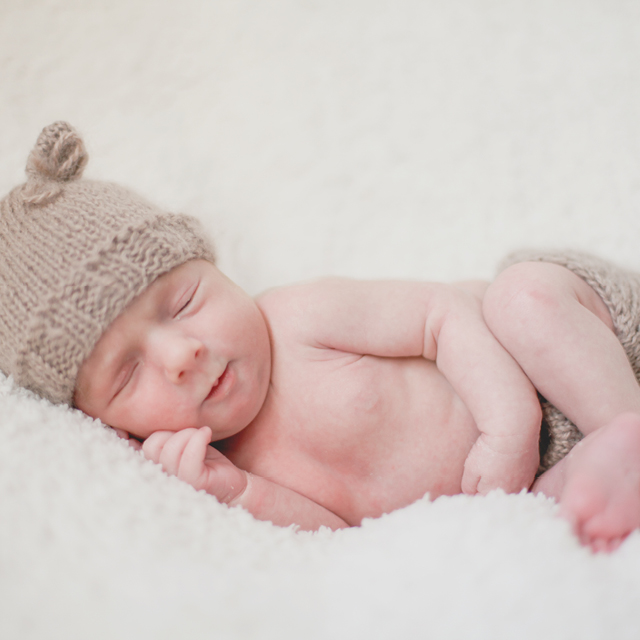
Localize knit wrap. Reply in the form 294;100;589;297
0;122;215;405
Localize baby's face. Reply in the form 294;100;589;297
74;260;271;441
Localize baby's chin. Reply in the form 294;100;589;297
203;394;268;442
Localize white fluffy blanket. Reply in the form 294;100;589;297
3;2;640;638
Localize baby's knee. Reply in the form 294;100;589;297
483;262;570;337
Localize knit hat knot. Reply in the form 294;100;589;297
23;121;89;205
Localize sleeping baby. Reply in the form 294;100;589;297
3;122;640;553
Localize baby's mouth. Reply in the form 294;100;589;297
204;365;229;402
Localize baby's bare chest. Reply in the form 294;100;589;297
231;352;480;523
276;355;439;453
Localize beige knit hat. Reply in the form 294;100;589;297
0;121;215;405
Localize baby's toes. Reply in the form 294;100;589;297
559;483;604;533
587;537;609;553
605;537;623;553
586;533;624;554
580;503;635;551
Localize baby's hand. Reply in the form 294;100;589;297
142;427;248;504
461;433;539;495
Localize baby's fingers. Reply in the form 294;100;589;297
462;437;535;495
155;429;201;477
177;427;213;486
142;430;177;464
143;429;202;477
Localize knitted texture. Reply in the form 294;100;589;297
499;249;640;472
0;122;215;405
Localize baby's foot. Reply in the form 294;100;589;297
559;413;640;552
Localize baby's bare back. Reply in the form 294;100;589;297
222;318;481;525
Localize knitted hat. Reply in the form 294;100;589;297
0;121;215;405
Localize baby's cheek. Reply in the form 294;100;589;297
131;384;195;436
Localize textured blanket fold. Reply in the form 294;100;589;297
2;372;640;639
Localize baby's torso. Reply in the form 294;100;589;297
221;337;480;525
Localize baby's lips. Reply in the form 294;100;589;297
203;364;231;403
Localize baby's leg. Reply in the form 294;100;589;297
483;261;640;435
533;412;640;552
484;261;640;549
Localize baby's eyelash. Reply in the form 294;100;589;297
114;363;137;398
177;296;193;314
175;283;199;317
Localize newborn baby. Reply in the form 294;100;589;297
73;256;640;553
3;122;640;553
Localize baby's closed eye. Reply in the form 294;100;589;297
176;293;194;315
174;281;200;318
112;361;139;400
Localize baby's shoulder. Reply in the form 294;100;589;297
256;277;342;315
255;277;348;346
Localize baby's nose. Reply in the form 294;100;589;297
155;332;203;383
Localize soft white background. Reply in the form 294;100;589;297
2;1;640;638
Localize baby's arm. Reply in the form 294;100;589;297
262;278;542;494
142;427;348;531
430;283;542;493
